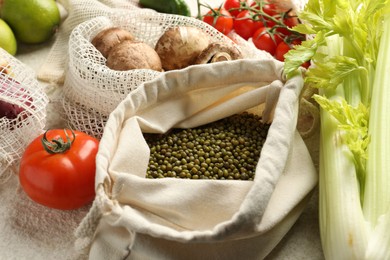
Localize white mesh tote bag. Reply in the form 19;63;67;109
0;49;48;180
62;12;251;138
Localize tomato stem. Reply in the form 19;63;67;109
41;129;75;154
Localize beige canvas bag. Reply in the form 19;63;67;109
75;58;318;259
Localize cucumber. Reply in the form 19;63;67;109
139;0;191;16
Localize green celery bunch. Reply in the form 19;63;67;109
284;0;390;258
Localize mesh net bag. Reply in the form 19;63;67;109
41;0;312;140
62;10;272;139
38;0;140;84
39;0;308;85
0;49;48;180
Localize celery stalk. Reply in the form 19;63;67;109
319;106;369;259
317;35;369;258
365;15;390;226
284;0;390;257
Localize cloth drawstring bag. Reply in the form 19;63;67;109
75;58;318;259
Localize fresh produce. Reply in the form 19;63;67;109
19;129;99;210
274;40;290;61
252;26;281;56
284;0;390;258
232;9;262;40
223;0;248;17
91;27;135;58
155;26;210;70
0;0;60;44
0;60;11;75
91;25;242;71
91;27;162;71
0;18;17;55
202;7;234;35
144;112;270;180
139;0;191;16
199;0;306;62
194;42;243;64
106;40;163;71
0;74;31;120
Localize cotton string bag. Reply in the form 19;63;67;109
36;0;317;140
75;58;318;259
61;11;241;139
0;49;48;182
37;0;307;84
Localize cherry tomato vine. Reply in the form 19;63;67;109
197;0;309;66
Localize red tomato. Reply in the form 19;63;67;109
262;3;279;17
19;129;99;210
233;10;262;40
276;12;299;37
250;2;278;28
251;2;279;16
284;13;299;28
203;8;234;35
275;41;311;68
291;38;303;45
274;31;283;45
301;60;311;69
252;27;279;55
275;41;291;61
223;0;248;17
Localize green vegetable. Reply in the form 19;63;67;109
284;0;390;258
144;112;270;180
139;0;191;16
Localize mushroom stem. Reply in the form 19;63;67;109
195;42;243;64
211;52;232;62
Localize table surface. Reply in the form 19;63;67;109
0;1;325;259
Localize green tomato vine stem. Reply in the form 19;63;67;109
41;129;76;154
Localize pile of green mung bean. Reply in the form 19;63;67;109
144;112;270;180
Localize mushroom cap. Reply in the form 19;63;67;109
106;40;163;71
155;26;210;70
91;27;135;58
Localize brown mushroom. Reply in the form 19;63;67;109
0;60;11;75
194;42;243;64
106;40;163;71
91;27;135;58
154;26;210;70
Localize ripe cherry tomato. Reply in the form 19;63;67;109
203;8;233;35
301;60;311;69
276;11;299;37
19;129;99;210
252;27;281;56
250;2;278;28
291;38;303;45
233;10;262;40
275;41;311;68
283;12;299;28
223;0;248;17
275;41;291;61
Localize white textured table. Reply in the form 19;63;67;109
0;1;325;259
